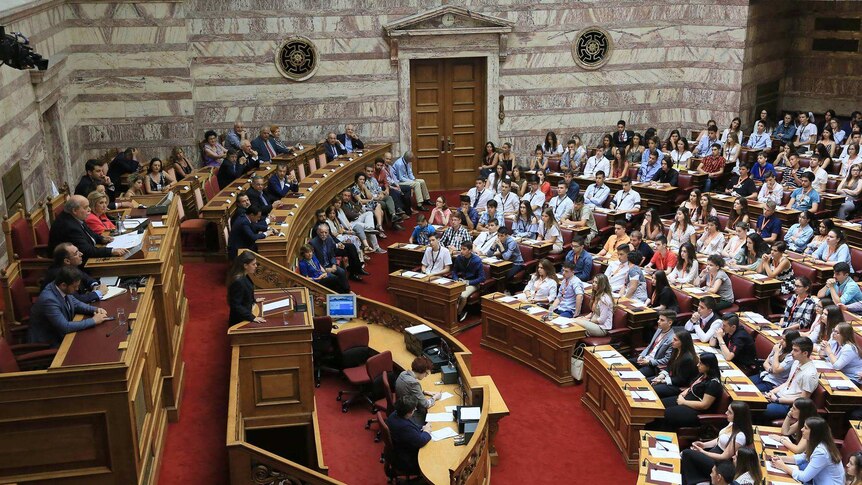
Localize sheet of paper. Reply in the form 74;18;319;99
405;324;433;335
550;316;576;326
649;448;680;459
596;350;619;358
617;371;643;379
151;221;165;228
261;298;293;313
813;359;834;370
743;311;770;324
766;461;797;474
401;270;423;278
687;287;705;294
482;257;501;263
497;295;518;303
628;299;645;307
459;407;481;420
632;390;657;401
444;405;458;412
651;442;679;453
107;232;145;249
748;273;768;280
401;243;419;250
721;369;746;378
603;357;629;365
438;392;455;402
760;434;783;447
649;469;681;485
100;276;120;287
432;278;454;285
100;286;126;300
524;306;545;315
731;384;758;393
123;218;149;228
827;379;854;389
430;427;458;441
425;413;455;423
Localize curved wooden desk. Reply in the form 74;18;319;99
227;252;508;484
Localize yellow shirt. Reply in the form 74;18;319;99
602;234;631;261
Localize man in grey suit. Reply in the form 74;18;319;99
394;356;441;424
28;266;110;347
632;310;676;378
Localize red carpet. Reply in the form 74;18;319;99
157;191;636;484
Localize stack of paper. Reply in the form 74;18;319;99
766;461;797;475
401;271;425;278
617;371;643;379
438;392;455;402
649;442;679;458
760;435;783;448
731;384;758;393
262;298;293;313
596;350;619;358
459;407;481;420
524;306;545;315
432;277;453;285
744;312;770;324
497;295;518;303
649;469;681;484
550;316;576;326
813;359;834;370
425;413;454;423
827;379;855;390
100;286;126;300
482;257;501;263
402;243;419;249
632;390;658;401
748;273;768;280
430;428;458;441
720;369;746;378
405;324;433;335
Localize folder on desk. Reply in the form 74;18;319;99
649;469;681;484
101;286;127;300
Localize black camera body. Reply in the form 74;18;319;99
0;26;49;71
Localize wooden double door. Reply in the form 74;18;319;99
410;57;486;191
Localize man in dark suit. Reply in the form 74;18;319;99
251;128;278;163
269;126;295;156
41;243;104;303
217;149;245;190
232;193;268;232
238;139;261;173
323;131;347;162
385;396;432;475
310;223;366;282
75;159;129;209
266;164;299;201
632;310;676;377
245;175;284;218
28;266;110;347
612;120;635;148
336;125;364;153
227;205;271;260
106;147;140;188
48;195;128;262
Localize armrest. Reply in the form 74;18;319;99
735;297;758;306
15;348;57;371
607;327;631;337
10;343;50;354
33;244;50;258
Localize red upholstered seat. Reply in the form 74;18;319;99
10;217;36;260
335;326;373;412
0;338;56;373
675;173;693;205
754;332;774;360
727;274;757;312
343;365;370;385
841;423;862;465
582;307;630;347
672;288;693;324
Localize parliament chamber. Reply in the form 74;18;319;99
3;1;862;484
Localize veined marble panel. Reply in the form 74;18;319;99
192;59;393;81
193;80;398;103
65;26;188;44
68;2;181;20
191;37;388;58
70;51;189;70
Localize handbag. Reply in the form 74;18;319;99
571;343;586;382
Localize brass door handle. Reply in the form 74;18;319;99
441;137;446;153
447;137;455;152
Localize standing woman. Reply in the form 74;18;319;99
227;252;266;325
668;242;699;285
837;163;862;220
480;141;499;177
144;157;176;194
769;417;844;484
581;273;614;337
543;131;563;155
640;207;664;240
651;328;699;398
537;208;563;254
726;197;750;232
202;129;227;167
609;146;629;179
671;138;693;170
170;147;194;180
805;219;834;255
625;133;645;166
681;401;753;485
510;166;527;196
522;259;559;305
758;241;794;294
668;207;696;250
784;210;815;253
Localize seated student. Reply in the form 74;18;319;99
488;227;524;280
493;181;519;215
651;157;678;185
560;138;585;171
633;310;676;378
473;218;500;255
619;251;648;304
583;171;610;208
583;149;610;179
597;219;631;261
650;328;699;398
762;337;818;422
681;402;753;485
698;143;727;193
395;356;441;425
568;195;598;245
753;201;782;245
732;448;764;485
695;216;725;256
651;352;722;430
42;243;104;303
780;276;817;332
784;210;815;253
428;196;451;227
817;262;862;307
439;213;472;255
580;273;614;337
604;244;632;292
227;205;273;260
768;417;845;484
789;171;821;213
812;227;852;267
847;451;862;485
750;152;775;182
522;258;559;305
549;261;584;317
456;195;479;231
609;176;641;221
385;396;432;475
297;244;350;294
266;164;299;200
758;241;794;294
536;209;563;254
649;270;679;312
477;199;504;230
711;314;755;374
629;230;654;265
451;242;484;322
685;296;722;342
28;266;110;347
757;170;784;206
724;162;757;198
697;255;734;311
562;170;580;202
564;235;593;282
408;214;437;245
467;177;495;212
420;234;452;277
819;323;862;385
637;150;661;182
547;181;573;222
750;331;800;392
646;236;677;272
709;461;736;485
521;176;546;212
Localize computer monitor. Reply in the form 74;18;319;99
326;294;357;324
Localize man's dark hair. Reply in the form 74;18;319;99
655;235;667;245
497;226;511;235
562;261;576;271
55;266;84;286
617;120;626;126
85;159;101;173
707;126;718;133
571;235;585;247
700;295;717;310
486;199;498;209
246;205;262;216
711;143;722;151
627;251;643;265
394;396;419;417
620;176;632;184
834;262;851;274
714;461;735;483
460;242;473;251
53;243;75;266
723;314;739;328
801;171;815;182
792;336;814;356
123;147;135;158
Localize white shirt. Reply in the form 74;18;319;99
611;189;641;218
583;155;610;178
473;231;499;255
840;156;861;177
494;191;519;214
421;246;452;275
778;360;818;399
584;183;611;207
524;276;558;303
757;182;784;205
522;190;545;210
547;195;573;221
807;167;828;192
684;313;721;342
721;128;743;145
796;123;817;144
467;186;496;211
605;260;629;292
670;150;693;169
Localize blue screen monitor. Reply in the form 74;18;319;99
327;294;357;323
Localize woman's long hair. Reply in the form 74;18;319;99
803;417;841;463
227;251;256;286
728;401;754;447
669;328;697;376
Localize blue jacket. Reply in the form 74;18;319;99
386;411;431;473
228;215;266;259
28;282;98;347
310;236;339;268
451;253;485;286
250;136;274;162
565;249;593;282
266;173;298;200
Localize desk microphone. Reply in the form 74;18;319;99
105;320;124;337
623;382;628;390
608;362;621;372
